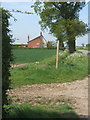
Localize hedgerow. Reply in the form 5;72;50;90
2;8;13;117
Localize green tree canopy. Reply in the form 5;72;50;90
32;2;87;53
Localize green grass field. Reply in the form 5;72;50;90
12;48;56;64
10;49;88;88
5;104;78;118
8;48;88;118
76;46;90;51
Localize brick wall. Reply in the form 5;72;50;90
27;37;44;48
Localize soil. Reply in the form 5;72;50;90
7;77;88;118
11;63;28;68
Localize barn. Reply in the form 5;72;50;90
27;32;47;48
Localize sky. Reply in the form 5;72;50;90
1;2;89;46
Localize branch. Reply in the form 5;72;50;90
51;2;61;11
11;9;33;15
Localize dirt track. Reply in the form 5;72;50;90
11;63;28;68
8;77;88;118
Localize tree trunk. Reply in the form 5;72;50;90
68;39;76;54
59;40;64;50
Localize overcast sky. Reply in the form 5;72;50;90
1;2;89;46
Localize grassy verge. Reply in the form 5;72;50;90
12;48;56;64
10;50;88;88
5;104;78;118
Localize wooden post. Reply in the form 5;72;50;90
56;40;59;69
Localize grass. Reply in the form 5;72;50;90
10;50;88;88
5;104;78;118
76;46;90;51
12;48;56;64
8;49;88;118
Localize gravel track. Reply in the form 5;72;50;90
7;77;88;118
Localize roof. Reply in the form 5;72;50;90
28;36;41;43
12;44;27;46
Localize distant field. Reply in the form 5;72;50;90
76;46;90;51
12;48;56;64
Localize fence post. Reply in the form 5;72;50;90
56;40;59;69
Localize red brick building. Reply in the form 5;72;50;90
27;32;47;48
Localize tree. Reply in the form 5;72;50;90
50;19;66;50
64;19;87;53
51;18;87;51
1;8;13;117
47;41;52;48
31;2;86;53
